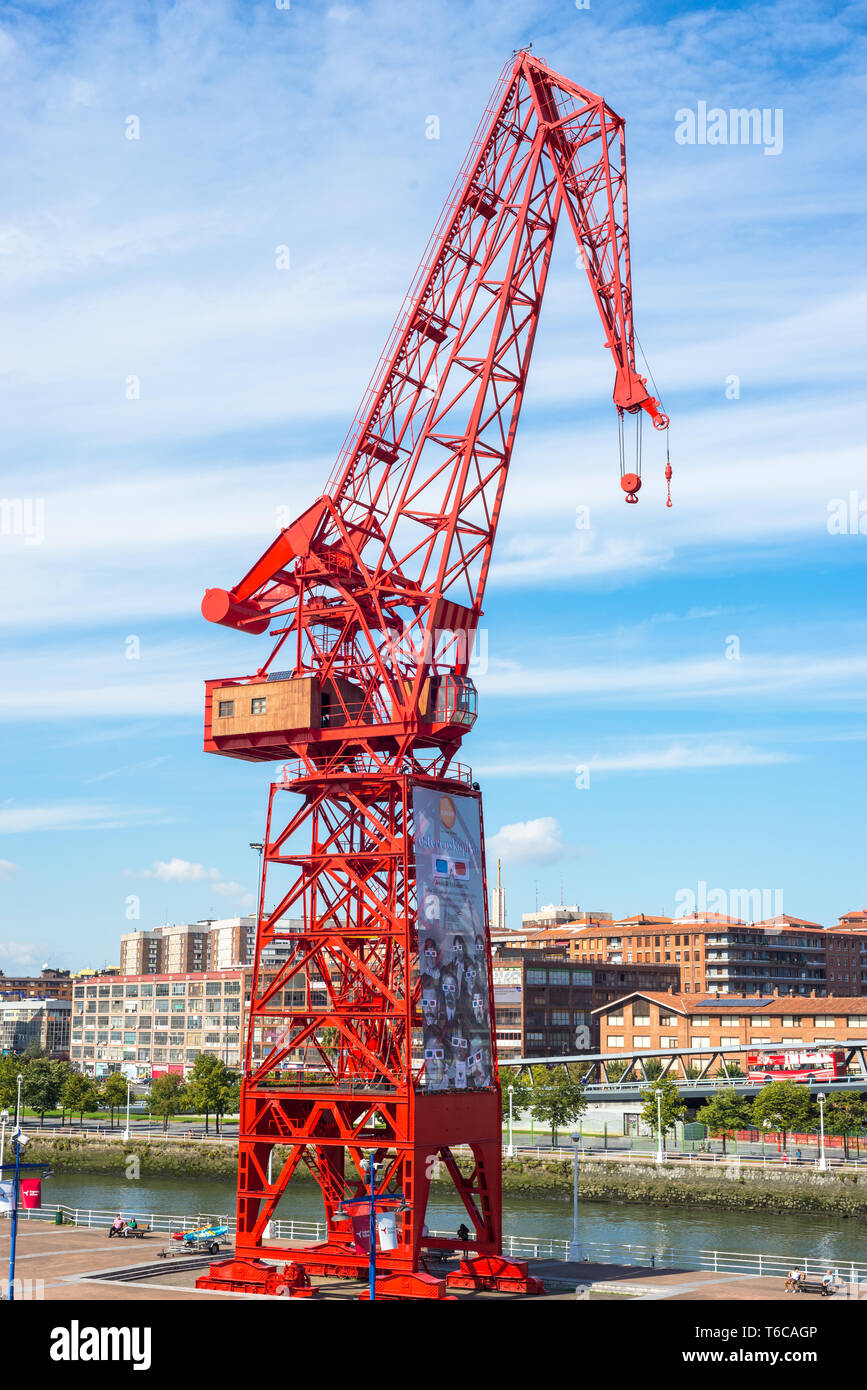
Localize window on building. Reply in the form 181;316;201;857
813;1016;835;1028
750;1016;771;1027
660;1036;678;1047
218;700;234;718
607;1035;624;1047
607;1014;624;1026
633;1035;651;1048
251;697;266;715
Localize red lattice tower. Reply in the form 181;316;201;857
197;50;668;1301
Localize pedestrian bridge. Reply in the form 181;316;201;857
499;1042;867;1103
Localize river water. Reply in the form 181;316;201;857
36;1170;861;1267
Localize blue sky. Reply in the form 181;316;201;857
1;0;866;970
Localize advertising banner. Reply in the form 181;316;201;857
0;1181;13;1214
412;785;494;1093
20;1179;41;1209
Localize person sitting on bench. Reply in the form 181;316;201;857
784;1268;802;1293
124;1217;138;1237
109;1215;125;1238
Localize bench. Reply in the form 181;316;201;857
787;1277;836;1296
108;1225;150;1240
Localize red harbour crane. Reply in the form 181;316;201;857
197;50;669;1301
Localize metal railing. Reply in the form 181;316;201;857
19;1204;867;1285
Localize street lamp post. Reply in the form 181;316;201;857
507;1084;515;1158
568;1132;582;1262
0;1110;8;1174
656;1090;664;1165
15;1074;23;1131
122;1080;132;1142
817;1092;827;1171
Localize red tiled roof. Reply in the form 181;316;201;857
593;991;867;1017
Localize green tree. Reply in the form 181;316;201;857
639;1077;687;1153
502;1071;532;1118
696;1091;754;1155
606;1060;627;1082
683;1064;702;1080
715;1061;744;1079
752;1081;813;1150
821;1094;867;1160
100;1071;129;1130
149;1074;187;1133
51;1062;73;1126
187;1054;236;1134
0;1055;21;1110
641;1059;664;1081
62;1072;98;1125
22;1057;62;1125
527;1066;587;1147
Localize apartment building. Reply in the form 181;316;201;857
562;914;840;996
833;909;867;932
0;967;72;1001
70;970;251;1078
120;917;259;976
0;997;71;1057
120;929;163;976
593;991;867;1057
491;947;679;1057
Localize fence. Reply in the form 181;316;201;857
16;1204;867;1286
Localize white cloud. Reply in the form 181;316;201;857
0;859;21;880
0;940;44;968
0;803;171;833
478;650;867;705
486;817;573;866
476;739;795;779
139;859;220;884
131;859;254;909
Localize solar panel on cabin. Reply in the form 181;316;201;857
266;671;294;682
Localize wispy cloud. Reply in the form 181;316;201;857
128;858;254;909
0;803;172;833
476;739;795;779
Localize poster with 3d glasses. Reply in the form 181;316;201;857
413;785;494;1093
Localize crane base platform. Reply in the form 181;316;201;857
446;1254;546;1295
357;1271;455;1301
196;1256;316;1298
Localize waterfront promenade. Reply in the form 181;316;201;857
1;1223;859;1303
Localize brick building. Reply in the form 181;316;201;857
0;967;72;1001
551;914;844;996
593;991;867;1058
491;946;679;1058
120;917;258;976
